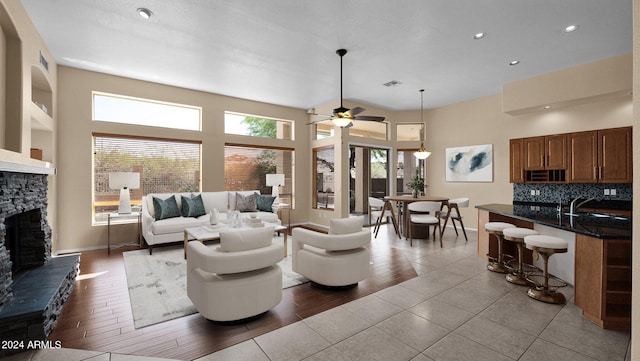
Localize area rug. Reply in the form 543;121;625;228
122;235;306;329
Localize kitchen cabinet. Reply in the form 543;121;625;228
510;126;632;184
520;134;567;182
509;138;525;183
524;134;567;170
567;127;632;183
575;234;631;329
477;209;534;263
478;204;632;330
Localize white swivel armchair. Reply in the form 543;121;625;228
187;226;284;322
292;217;371;287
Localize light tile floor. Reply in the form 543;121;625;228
5;225;632;361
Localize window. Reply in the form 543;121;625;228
349;121;388;140
224;112;294;140
93;134;201;223
315;123;334;139
93;92;201;131
224;145;295;207
396;150;425;195
397;123;424;141
315;121;388;140
314;146;335;209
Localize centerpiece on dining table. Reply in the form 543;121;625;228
406;169;426;198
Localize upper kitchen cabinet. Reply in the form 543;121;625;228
568;127;632;183
524;134;567;170
522;134;567;183
509;138;525;183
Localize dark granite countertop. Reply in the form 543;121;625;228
476;203;632;240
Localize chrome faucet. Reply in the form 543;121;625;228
569;196;601;216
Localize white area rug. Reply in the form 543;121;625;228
122;235;306;329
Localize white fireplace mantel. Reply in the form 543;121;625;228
0;149;55;175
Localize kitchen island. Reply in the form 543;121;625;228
476;203;632;330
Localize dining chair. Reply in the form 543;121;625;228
370;196;400;238
439;197;469;241
368;196;385;229
407;201;442;247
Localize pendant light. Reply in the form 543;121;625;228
413;89;431;159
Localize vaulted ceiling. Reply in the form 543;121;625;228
21;0;632;111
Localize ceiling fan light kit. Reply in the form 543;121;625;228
307;49;385;128
332;117;353;128
414;89;431;160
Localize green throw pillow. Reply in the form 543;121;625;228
255;193;276;212
152;195;181;220
181;194;206;218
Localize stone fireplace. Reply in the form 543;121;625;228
0;169;79;356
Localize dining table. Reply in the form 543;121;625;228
378;195;449;238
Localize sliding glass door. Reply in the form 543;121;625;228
348;146;389;224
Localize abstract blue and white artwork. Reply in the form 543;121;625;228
445;144;493;182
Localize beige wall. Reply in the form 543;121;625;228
305;54;632;230
417;93;632;230
0;0;58;251
631;0;639;358
0;20;5;149
3;6;636;321
56;66;310;252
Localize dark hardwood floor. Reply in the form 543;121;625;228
48;226;417;360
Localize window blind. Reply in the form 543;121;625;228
93;134;201;222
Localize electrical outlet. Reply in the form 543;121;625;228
530;190;536;196
611;189;617;196
535;190;540;196
604;189;610;196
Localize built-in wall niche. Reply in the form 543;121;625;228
30;65;52;122
30;66;53;162
31;129;52;162
1;17;22;153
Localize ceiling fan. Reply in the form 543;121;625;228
307;49;386;128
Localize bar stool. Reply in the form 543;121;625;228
502;227;538;286
524;235;568;304
484;222;515;273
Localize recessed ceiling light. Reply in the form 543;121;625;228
137;8;153;19
473;32;485;40
563;24;579;33
509;60;520;66
543;105;551;110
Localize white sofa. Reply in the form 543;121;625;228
187;226;284;322
141;190;281;254
292;217;371;287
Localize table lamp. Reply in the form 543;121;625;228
266;174;285;199
109;172;140;214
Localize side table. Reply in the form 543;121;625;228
277;203;291;232
107;212;142;254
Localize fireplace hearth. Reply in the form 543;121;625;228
0;170;78;356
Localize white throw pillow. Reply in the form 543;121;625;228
329;217;363;235
197;192;229;212
220;226;273;252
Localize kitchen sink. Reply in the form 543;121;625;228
564;212;629;221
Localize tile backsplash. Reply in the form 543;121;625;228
513;183;632;205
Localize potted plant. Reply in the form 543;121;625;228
406;169;426;198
